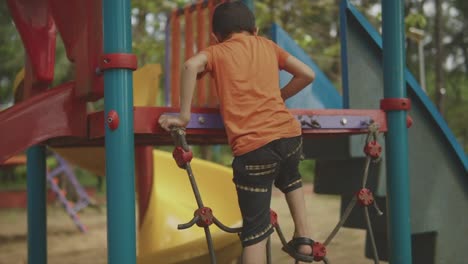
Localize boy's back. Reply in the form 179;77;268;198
202;34;301;156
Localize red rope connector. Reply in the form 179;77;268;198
195;207;213;227
407;115;413;128
364;140;382;159
99;53;138;72
270;209;279;227
172;147;193;168
356;188;375;206
312;242;327;262
380;98;411;111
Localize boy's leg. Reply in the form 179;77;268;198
241;237;269;264
274;136;313;261
236;181;274;264
232;144;279;264
285;187;312;257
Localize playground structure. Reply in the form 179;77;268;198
0;152;94;232
44;153;95;233
0;0;467;264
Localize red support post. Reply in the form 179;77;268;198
184;7;194;60
196;2;207;106
207;0;218;107
171;13;181;107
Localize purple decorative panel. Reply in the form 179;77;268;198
164;112;373;130
165;113;225;129
296;115;373;129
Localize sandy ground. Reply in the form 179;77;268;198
0;185;387;264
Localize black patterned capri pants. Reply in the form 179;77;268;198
232;136;303;247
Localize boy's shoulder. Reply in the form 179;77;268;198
201;34;283;64
208;35;276;51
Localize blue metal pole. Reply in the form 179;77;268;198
382;1;413;263
26;146;47;264
241;0;254;12
102;0;137;263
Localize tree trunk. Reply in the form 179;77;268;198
434;0;445;115
462;33;468;75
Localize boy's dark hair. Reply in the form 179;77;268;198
212;1;256;41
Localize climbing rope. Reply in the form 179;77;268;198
170;128;242;264
170;122;383;263
321;121;383;264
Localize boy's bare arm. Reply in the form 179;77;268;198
179;53;208;120
280;56;316;100
158;53;208;131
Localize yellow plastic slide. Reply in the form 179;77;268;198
44;64;243;263
138;150;242;264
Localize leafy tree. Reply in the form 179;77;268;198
0;2;23;106
256;0;342;86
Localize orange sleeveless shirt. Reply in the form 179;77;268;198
201;33;301;156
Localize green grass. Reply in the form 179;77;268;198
299;159;315;183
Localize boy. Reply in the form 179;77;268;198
159;2;316;263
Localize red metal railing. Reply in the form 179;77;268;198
168;0;226;108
